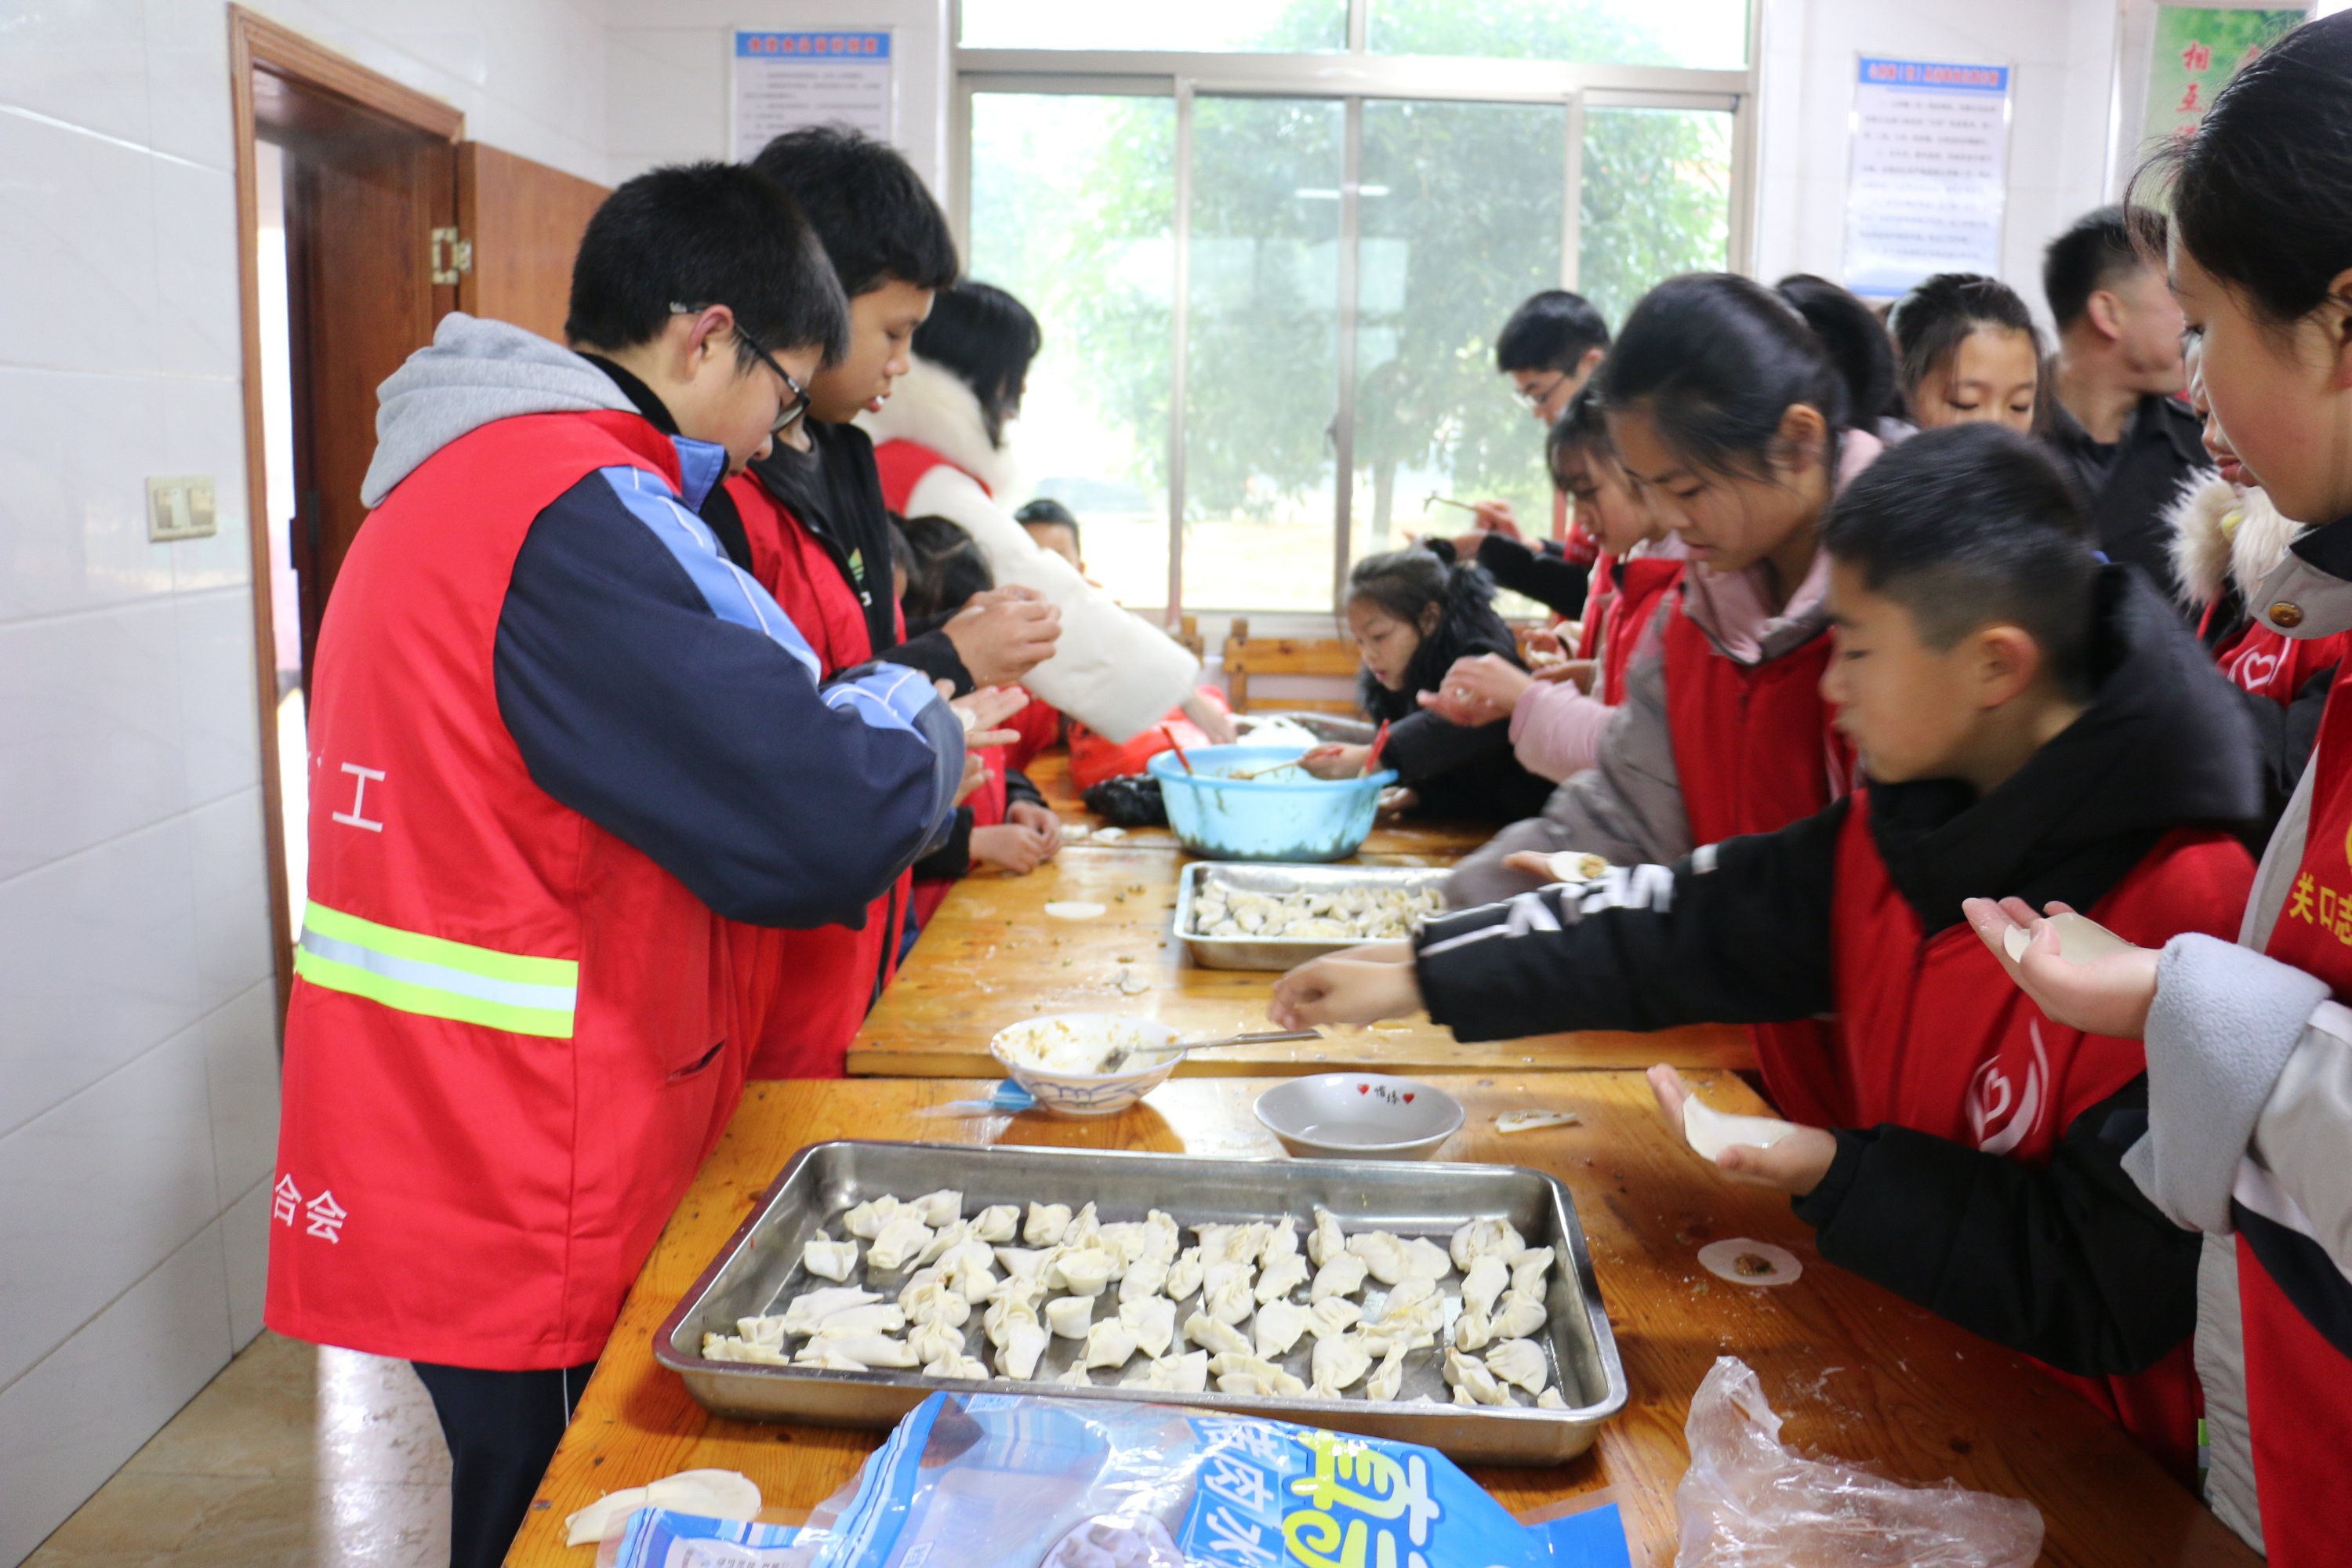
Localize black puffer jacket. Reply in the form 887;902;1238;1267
1361;550;1555;824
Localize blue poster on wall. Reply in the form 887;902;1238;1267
731;29;895;159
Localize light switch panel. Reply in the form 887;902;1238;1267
147;475;219;542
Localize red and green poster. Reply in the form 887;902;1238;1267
2147;7;2307;146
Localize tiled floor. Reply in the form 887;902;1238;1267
23;1333;451;1567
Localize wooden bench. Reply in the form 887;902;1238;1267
1222;615;1360;713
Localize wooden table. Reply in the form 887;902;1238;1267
508;1074;2253;1568
844;844;1752;1077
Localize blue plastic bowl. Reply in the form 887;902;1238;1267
1145;745;1398;862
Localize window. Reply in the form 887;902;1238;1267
958;2;1753;615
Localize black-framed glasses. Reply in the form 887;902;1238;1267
1513;372;1570;412
671;303;809;434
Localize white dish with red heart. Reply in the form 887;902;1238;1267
1251;1073;1465;1160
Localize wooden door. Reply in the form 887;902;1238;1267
457;143;610;341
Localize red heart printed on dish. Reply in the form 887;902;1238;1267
1357;1083;1369;1094
1403;1093;1415;1102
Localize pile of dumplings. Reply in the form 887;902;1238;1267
1189;881;1447;944
701;1190;1570;1410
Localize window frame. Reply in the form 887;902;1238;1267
948;0;1761;623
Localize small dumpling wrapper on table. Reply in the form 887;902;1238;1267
564;1468;760;1546
1495;1109;1581;1135
1696;1238;1804;1287
1683;1094;1800;1162
1044;901;1109;920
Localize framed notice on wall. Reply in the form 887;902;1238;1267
731;30;895;160
1841;57;2013;301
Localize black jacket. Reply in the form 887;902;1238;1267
1474;533;1591;619
1366;555;1555;824
728;419;973;693
2042;393;2213;614
1414;568;2259;1377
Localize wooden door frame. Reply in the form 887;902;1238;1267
228;6;463;1018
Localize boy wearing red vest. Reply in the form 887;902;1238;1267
704;125;1063;1078
270;164;975;1568
1275;424;2259;1479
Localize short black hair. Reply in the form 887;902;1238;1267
1886;273;2042;403
1776;274;1899;426
2130;14;2352;328
1597;273;1847;481
750;125;960;298
566;161;848;365
1544;383;1616;492
1014;496;1080;550
898;514;994;620
914;281;1043;449
1823;422;2100;698
1495;289;1611;374
2042;205;2162;332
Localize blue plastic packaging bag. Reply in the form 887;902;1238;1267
611;1392;1630;1568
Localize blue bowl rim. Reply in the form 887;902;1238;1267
1146;746;1398;793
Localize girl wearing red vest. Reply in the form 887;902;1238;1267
1975;20;2352;1559
1418;384;1686;782
1275;423;2259;1480
1448;273;1879;1123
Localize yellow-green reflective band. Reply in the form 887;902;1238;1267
296;902;577;1039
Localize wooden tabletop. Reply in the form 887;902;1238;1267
508;1074;2252;1568
846;847;1751;1077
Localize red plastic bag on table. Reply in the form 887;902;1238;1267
1068;685;1232;791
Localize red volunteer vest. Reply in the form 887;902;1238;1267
726;470;910;1080
2241;664;2352;1564
2212;618;2351;706
1661;598;1855;1124
1831;800;2252;1479
876;438;989;513
268;412;749;1371
1573;550;1616;662
1598;557;1685;709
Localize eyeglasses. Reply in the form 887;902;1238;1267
1513;372;1570;412
671;303;809;434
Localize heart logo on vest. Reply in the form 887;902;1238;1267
1967;1018;2052;1156
2227;645;2283;694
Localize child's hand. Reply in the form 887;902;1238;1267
1531;659;1598;693
1178;690;1239;744
1525;627;1566;662
948;684;1029;750
1472;500;1523;540
1299;743;1370;779
1006;800;1063;859
971;822;1051;874
945;589;1061;687
1418;654;1533;726
955;753;993;806
1269;944;1421;1030
1963;896;2160;1040
1646;1065;1835;1197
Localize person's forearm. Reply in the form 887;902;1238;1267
1507;681;1615;782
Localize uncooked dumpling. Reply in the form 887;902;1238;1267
897;1272;971;1329
1204;1269;1256;1326
1255;1254;1309;1303
841;1196;903;1240
564;1469;760;1547
1683;1094;1798;1162
867;1211;935;1272
1310;1332;1373;1396
1253;1299;1312;1359
1209;1352;1307;1398
1045;1295;1094;1339
1461;1256;1509;1318
971;1204;1020;1243
1485;1337;1549;1395
795;1331;916;1369
911;1189;963;1227
1121;1348;1207;1394
1308;1207;1347;1268
1185;1312;1251;1357
997;1319;1049;1380
1450;1218;1526;1272
1164;1247;1206;1301
908;1319;965;1365
1311;1253;1370;1303
1364;1344;1409;1402
1400;1237;1453;1281
778;1287;880;1336
1048;1246;1117;1298
1306;1297;1362;1339
923;1350;989;1381
1510;1248;1555;1295
1025;1202;1073;1246
801;1232;858;1283
1120;1295;1177;1359
1443;1347;1509;1406
984;1294;1040;1348
1347;1232;1411;1285
1490;1289;1547;1341
1082;1320;1138;1370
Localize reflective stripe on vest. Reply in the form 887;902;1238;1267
293;901;579;1039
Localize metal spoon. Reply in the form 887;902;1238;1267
1098;1028;1318;1076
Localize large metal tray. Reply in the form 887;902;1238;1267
653;1140;1628;1465
1174;862;1454;971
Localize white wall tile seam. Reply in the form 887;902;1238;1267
0;779;274;895
0;1173;249;1409
0;975;278;1148
0;358;238;383
0;101;215;173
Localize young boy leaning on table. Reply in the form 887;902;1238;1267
1271;423;2261;1482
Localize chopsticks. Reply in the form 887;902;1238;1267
1362;720;1392;777
1229;760;1303;782
1160;724;1194;775
1423;492;1482;514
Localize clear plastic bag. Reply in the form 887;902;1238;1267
1673;1357;2043;1568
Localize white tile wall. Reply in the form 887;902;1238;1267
0;2;612;1562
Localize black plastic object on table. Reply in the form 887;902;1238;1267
1081;774;1168;827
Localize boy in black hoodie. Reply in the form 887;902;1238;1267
1274;424;2258;1479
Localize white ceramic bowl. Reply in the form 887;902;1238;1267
1253;1073;1466;1160
989;1014;1182;1117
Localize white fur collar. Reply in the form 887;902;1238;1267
856;356;1026;500
2167;474;2300;611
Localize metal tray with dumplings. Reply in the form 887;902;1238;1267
652;1139;1628;1465
1172;861;1454;971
